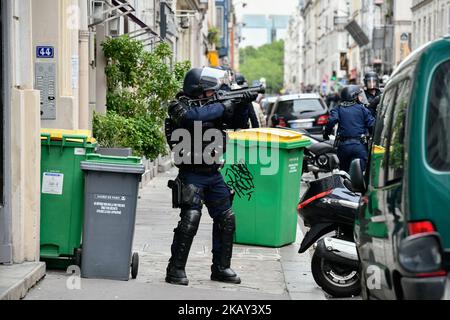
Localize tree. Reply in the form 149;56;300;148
93;36;191;160
239;40;285;94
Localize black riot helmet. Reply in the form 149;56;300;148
364;71;380;90
340;85;368;105
235;73;249;88
183;67;230;98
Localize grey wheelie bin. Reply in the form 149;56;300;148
80;154;145;281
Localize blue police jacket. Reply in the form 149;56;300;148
325;103;375;144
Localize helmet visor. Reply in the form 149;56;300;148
358;90;369;105
199;67;230;92
366;79;378;89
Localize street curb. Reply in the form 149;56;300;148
0;262;46;300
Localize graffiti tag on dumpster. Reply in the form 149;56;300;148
225;161;255;201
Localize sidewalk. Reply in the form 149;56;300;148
0;262;45;300
25;168;325;300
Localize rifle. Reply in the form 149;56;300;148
184;85;266;106
214;85;266;103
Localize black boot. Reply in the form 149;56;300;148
166;209;201;286
211;209;241;284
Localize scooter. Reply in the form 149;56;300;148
297;155;361;298
296;129;337;179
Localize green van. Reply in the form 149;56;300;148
351;36;450;300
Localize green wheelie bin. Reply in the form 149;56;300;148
222;128;311;248
365;145;388;238
40;129;97;268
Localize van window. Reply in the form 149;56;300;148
387;80;411;182
427;60;450;171
372;87;397;187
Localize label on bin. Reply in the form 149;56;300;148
74;148;86;156
42;172;64;195
93;194;127;216
288;158;300;174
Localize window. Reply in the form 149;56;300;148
277;99;326;117
427;60;450;171
387;80;411;183
216;7;225;39
372;87;397;187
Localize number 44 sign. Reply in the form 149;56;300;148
36;46;55;59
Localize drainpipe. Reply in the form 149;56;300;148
78;0;89;129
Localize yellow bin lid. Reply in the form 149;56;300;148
373;145;385;154
41;128;97;144
228;128;306;144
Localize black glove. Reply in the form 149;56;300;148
241;91;255;103
369;96;381;109
222;100;238;119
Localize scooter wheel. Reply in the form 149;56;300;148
311;251;361;298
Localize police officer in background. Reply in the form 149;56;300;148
364;71;382;118
235;73;260;129
164;67;255;286
324;85;376;173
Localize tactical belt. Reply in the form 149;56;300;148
179;165;220;175
339;136;362;142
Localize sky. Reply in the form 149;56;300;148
233;0;299;48
233;0;300;20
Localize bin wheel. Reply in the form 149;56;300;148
131;252;139;279
74;248;82;267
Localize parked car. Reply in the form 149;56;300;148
267;93;329;134
350;36;450;300
260;96;278;118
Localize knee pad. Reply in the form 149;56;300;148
216;209;236;235
177;209;202;237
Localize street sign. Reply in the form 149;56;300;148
401;33;409;42
36;46;54;59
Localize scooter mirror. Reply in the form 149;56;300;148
349;159;366;193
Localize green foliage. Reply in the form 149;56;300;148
239;40;285;94
94;36;191;160
93;112;167;161
208;27;222;48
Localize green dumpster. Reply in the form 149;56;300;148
222;128;311;248
40;129;97;268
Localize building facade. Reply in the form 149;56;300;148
301;0;348;93
284;5;304;93
0;0;223;269
347;0;413;82
412;0;450;50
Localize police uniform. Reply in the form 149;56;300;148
325;86;376;173
164;67;254;286
365;88;382;118
364;71;382;118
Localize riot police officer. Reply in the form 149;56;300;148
235;73;260;129
165;67;255;286
324;85;375;173
364;71;382;117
